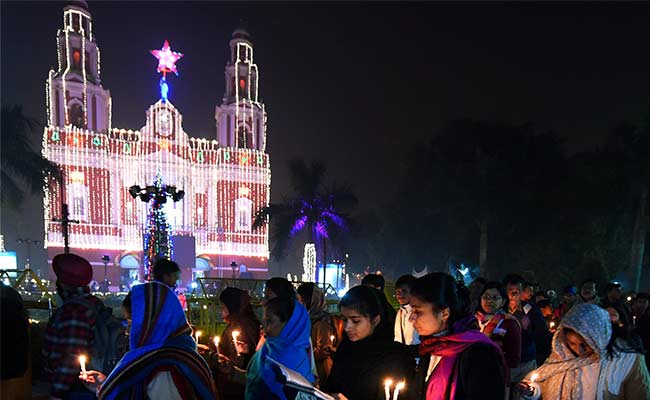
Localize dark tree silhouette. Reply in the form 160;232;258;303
1;105;61;208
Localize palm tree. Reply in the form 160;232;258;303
1;105;62;208
253;159;357;285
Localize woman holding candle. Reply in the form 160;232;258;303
409;273;508;400
245;295;314;400
298;282;338;387
517;303;650;400
80;282;217;399
215;287;261;400
323;285;413;400
474;282;522;374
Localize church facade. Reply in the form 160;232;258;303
42;2;270;286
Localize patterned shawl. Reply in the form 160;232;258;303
525;303;611;400
98;282;217;400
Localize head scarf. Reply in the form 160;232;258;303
299;283;329;323
419;327;507;400
220;287;251;317
98;282;216;400
526;303;612;400
246;300;314;400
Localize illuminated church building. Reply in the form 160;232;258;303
42;2;271;284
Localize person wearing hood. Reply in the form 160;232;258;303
297;282;337;387
517;303;650;400
245;296;314;400
80;282;217;399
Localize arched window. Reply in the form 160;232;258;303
234;197;253;232
68;103;84;128
237;126;247;148
67;182;89;221
226;115;231;147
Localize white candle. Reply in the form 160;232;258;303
79;355;87;378
232;330;240;356
195;330;202;344
633;316;637;326
393;381;405;400
330;335;336;346
384;378;393;400
214;336;220;357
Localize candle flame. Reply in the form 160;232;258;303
530;373;539;383
79;355;87;364
384;378;393;386
232;330;240;340
330;335;335;343
196;330;202;337
396;381;405;390
214;336;220;346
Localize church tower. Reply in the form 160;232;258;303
214;28;267;150
46;1;111;132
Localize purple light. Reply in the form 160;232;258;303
290;215;308;237
315;221;328;238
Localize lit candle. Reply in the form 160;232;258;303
79;355;87;378
232;330;240;356
213;336;220;357
549;321;555;329
195;330;202;344
393;381;405;400
384;378;393;400
330;335;335;346
633;316;637;326
530;373;539;384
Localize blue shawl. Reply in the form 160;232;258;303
246;300;314;400
98;282;216;400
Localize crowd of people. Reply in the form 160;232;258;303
27;253;650;399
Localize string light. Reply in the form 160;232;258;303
43;5;271;271
302;243;316;282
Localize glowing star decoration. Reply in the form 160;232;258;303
151;40;183;102
150;40;183;76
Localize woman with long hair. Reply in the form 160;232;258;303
80;282;217;399
518;303;650;400
323;285;413;400
410;273;507;400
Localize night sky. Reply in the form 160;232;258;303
2;1;650;271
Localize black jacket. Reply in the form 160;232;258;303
324;333;414;400
413;342;506;400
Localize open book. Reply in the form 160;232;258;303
266;356;336;400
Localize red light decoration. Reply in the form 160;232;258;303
239;79;246;90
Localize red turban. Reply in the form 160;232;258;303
52;253;93;286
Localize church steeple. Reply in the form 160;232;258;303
46;1;111;131
215;27;267;151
